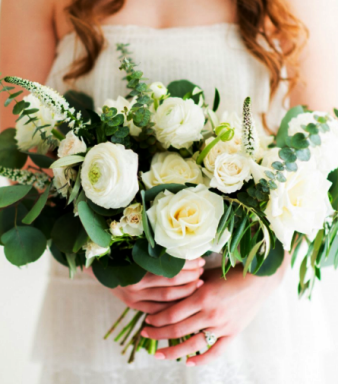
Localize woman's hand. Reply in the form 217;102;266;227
141;264;286;366
85;258;205;315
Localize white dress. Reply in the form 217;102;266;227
31;23;338;384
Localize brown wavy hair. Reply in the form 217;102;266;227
64;0;308;98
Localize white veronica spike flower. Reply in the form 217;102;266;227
242;97;260;159
5;76;85;130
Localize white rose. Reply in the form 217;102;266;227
210;153;252;193
15;94;60;154
99;96;141;137
153;97;205;149
81;142;139;209
288;112;338;175
120;203;144;236
53;167;76;198
83;241;110;268
147;184;228;260
149;82;168;99
58;131;87;158
265;159;333;250
142;151;204;189
110;220;123;237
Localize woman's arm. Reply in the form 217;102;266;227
141;0;338;365
0;0;57;132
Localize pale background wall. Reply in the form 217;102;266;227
1;1;338;384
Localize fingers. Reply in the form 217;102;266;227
154;332;207;360
138;280;203;303
186;336;234;366
145;291;202;327
183;258;206;270
141;313;206;340
139;268;204;289
128;300;175;315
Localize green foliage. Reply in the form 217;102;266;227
291;133;309;149
0;129;27;168
22;183;52;224
212;88;221;112
140;190;155;248
77;201;111;248
252;240;284;276
92;258;147;288
50;155;85;169
167;80;203;104
25;152;54;169
144;183;187;202
88;199;124;217
132;238;185;277
63;90;94;122
276;105;305;147
0;185;32;208
50;243;68;267
0;204;28;244
1;226;46;266
279;147;297;163
329;169;338;210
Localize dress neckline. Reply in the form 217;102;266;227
57;22;240;48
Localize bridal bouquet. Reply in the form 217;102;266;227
1;43;338;362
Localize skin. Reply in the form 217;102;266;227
1;0;338;366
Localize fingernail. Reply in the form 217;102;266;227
198;258;206;267
199;267;204;275
186;361;195;367
154;352;165;360
141;330;149;337
145;317;151;324
197;280;204;288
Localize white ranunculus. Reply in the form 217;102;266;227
53;167;76;198
149;82;168;99
210;153;252;193
153;97;205;149
147;185;227;260
15;94;60;154
99;96;141;137
265;159;333;251
142;151;204;189
120;203;144;236
288;112;338;175
83;241;110;268
81;142;139;209
58;131;87;158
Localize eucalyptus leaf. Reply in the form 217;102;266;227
0;204;28;244
88;200;123;217
276;105;305;148
22;183;52;224
144;183;187;202
291;133;309;149
167;80;202;104
243;240;264;276
132;238;185;277
0;129;27;168
295;148;310;161
0;185;32;208
78;201;111;248
1;226;46;266
25;152;55;168
279;147;297;163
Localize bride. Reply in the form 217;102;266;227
1;0;338;383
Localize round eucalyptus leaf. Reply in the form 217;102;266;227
0;204;28;243
285;162;298;172
291;133;309;149
309;134;321;146
279;147;297;163
92;259;147;288
132;239;185;278
1;226;47;266
295;148;311;161
0;185;32;208
51;212;84;253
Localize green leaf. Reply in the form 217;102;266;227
264;170;275;180
167;80;202;104
132;238;185;277
309;134;321;146
63;90;94;122
279;147;297;163
133;107;151;127
285;162;298;172
88;199;123;217
50;243;68;267
276;105;305;148
1;226;46;266
0;185;32;208
0;86;15;93
144;183;187;202
114;126;129;138
140;190;155;248
212;88;221;112
304;123;319;134
0;129;27;168
92;259;147;288
78;201;111;248
107;114;125;127
267;180;278;190
275;172;287;183
50;155;85;169
72;226;88;253
68;170;81;205
334;108;338;118
243;240;264;276
237;192;258;207
329;169;338;210
0;204;28;244
25;152;54;168
13;100;30;115
230;215;248;254
291;133;309;149
9;91;23;99
22;183;52;224
295;148;310;161
272;161;284;171
252;240;284;276
51;213;85;253
4;97;14;107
